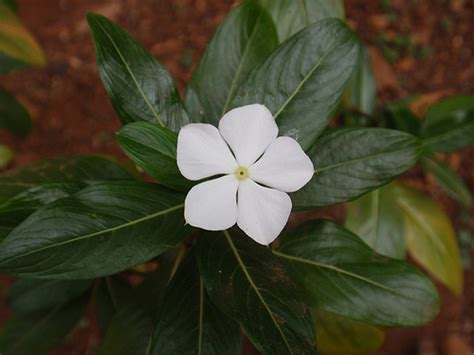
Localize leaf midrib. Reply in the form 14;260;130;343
272;249;408;298
94;18;164;127
274;37;341;119
221;13;263;116
223;230;292;352
0;203;184;265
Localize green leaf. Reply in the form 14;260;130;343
292;128;421;209
7;278;92;312
0;86;31;138
394;183;464;295
274;220;440;327
0;2;46;69
421;95;474;152
232;18;359;150
345;183;406;259
94;276;135;332
197;230;316;355
117;122;191;190
0;144;13;168
314;310;384;354
347;44;376;115
150;251;242;355
0;296;87;355
185;0;278;125
258;0;345;42
1;0;17;13
100;305;153;355
386;105;421;136
0;155;132;203
421;156;471;208
0;182;86;241
87;13;189;131
0;181;190;279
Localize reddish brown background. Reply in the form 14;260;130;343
0;0;473;354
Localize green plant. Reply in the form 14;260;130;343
1;1;465;354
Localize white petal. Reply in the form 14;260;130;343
219;104;278;167
249;137;314;192
177;123;238;180
237;179;291;245
185;175;239;231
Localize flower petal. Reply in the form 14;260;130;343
185;175;239;230
177;123;238;180
237;179;291;245
219;104;278;167
249;136;314;192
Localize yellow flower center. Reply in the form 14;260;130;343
235;166;249;180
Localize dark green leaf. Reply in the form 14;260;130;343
421;95;474;152
117;122;191;190
0;181;190;279
1;0;17;13
386;105;421;135
87;13;189;131
150;251;242;355
0;182;86;241
100;305;153;355
197;230;316;355
394;183;463;295
232;19;359;149
345;183;406;259
274;220;440;327
185;0;278;124
421;156;471;208
0;155;132;203
314;310;384;354
258;0;345;42
347;44;376;115
7;278;92;312
0;86;31;137
95;276;135;332
0;296;87;355
292;128;421;209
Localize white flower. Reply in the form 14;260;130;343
177;104;314;245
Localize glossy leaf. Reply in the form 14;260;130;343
345;183;406;259
0;86;31;137
0;296;87;355
292;128;421;209
347;44;376;115
274;220;440;327
117;122;191;190
258;0;345;42
0;181;190;279
0;155;132;203
394;183;463;295
7;278;92;312
314;310;384;354
197;229;316;355
232;18;359;150
421;156;471;208
185;0;278;124
421;95;474;152
0;182;85;241
87;13;189;131
0;2;46;69
150;251;242;355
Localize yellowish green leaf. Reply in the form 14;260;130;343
394;183;463;295
314;309;384;354
0;3;46;67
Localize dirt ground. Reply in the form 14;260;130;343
0;0;473;354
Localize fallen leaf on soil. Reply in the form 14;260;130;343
409;91;450;117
